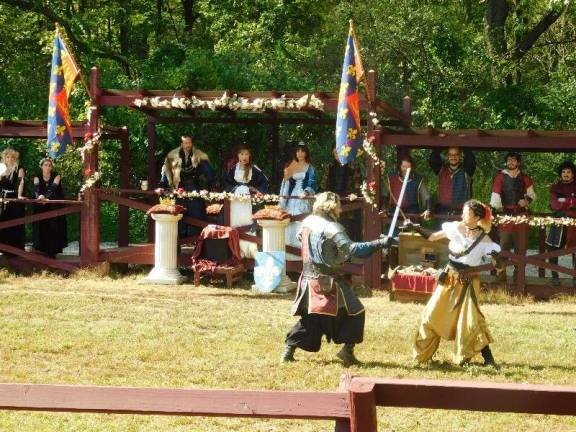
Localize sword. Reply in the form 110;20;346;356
387;167;411;238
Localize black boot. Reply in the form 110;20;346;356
481;346;498;368
336;343;360;366
281;345;296;363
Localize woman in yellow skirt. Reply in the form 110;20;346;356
410;199;500;366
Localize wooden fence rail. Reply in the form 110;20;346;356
0;378;575;431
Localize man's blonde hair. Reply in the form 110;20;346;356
312;191;341;220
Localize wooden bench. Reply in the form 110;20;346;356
193;262;244;288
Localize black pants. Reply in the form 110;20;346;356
285;309;365;352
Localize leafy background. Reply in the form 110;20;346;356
1;0;576;242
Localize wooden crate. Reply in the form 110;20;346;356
398;232;449;267
389;233;449;303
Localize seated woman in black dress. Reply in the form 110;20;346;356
0;147;26;253
32;158;68;258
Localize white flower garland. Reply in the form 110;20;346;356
133;92;324;112
170;189;281;205
78;129;102;162
361;181;378;210
80;171;101;193
493;214;576;227
362;136;385;171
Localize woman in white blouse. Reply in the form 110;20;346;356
409;199;502;367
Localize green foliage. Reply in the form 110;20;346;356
1;0;576;241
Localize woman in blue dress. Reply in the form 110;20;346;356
279;143;317;259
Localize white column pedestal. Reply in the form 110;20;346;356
143;213;186;285
254;218;296;293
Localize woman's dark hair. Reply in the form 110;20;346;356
464;199;486;220
39;157;53;168
291;142;311;164
504;151;522;163
557;160;576;177
234;143;252;182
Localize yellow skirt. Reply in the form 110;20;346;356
413;270;493;364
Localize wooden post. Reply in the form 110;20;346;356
271;115;280;191
147;116;157;243
538;227;546;278
348;380;377;432
398;95;413;166
118;126;130;247
402;96;412;127
363;70;382;289
222;199;231;227
334;375;352;432
80;67;101;266
517;228;528;294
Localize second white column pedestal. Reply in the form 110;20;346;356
255;218;296;293
143;213;186;285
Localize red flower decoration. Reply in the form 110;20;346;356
368;181;376;192
177;187;185;193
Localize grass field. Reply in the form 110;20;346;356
0;268;575;431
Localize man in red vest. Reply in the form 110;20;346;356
429;147;476;217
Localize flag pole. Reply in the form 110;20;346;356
349;20;372;104
55;23;92;98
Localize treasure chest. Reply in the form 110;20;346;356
389;232;449;302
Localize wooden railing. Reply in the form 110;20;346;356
382;211;576;296
1;377;574;431
0;198;82;272
95;189;368;278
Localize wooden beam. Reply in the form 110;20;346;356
154;116;335;125
348;381;377;432
354;377;576;416
402;96;412;128
100;245;154;264
80;68;101;267
271;114;280;189
380;133;576;151
119;127;130;247
98;192;152;212
0;384;349;420
0;206;80;231
147;117;157;243
0;243;78;272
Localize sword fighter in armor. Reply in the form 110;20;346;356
281;192;395;365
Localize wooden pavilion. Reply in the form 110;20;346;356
3;65;576;297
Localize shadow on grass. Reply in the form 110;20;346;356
497;362;576;373
519;311;576;317
205;290;294;300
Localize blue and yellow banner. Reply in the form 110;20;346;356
47;31;79;158
335;22;366;165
